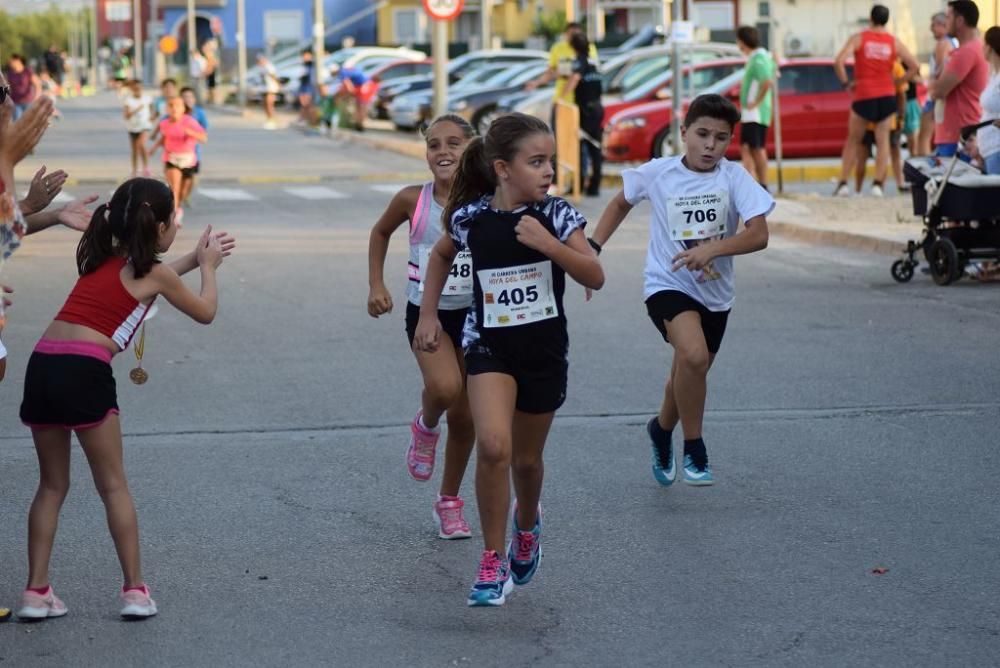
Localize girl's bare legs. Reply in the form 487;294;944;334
164;167;182;207
511;410;554;531
412;336;475;495
26;427;72;589
136;131;149;172
76;415;143;588
658;311;716;440
467;373;517;553
179;175;195;206
129;134;139;175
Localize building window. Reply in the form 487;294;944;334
394;9;426;45
264;10;304;52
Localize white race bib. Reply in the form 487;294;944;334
419;248;473;296
478;261;558;328
665;191;729;241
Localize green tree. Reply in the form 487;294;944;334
0;7;79;64
532;10;567;42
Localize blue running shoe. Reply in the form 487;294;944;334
467;550;513;607
682;453;714;486
508;504;542;585
647;417;676;486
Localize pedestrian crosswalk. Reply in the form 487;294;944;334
45;183;412;205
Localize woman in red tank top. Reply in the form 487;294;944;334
833;4;919;197
16;177;235;622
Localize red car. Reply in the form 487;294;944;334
600;58;746;127
604;58;923;161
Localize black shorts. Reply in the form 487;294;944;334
646;290;730;354
166;162;198;177
20;340;119;430
128;130;147;140
740;122;768;149
852;96;897;123
405;301;468;351
207;72;217;89
465;342;567;414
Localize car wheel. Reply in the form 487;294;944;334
652;127;675;159
473;105;499;135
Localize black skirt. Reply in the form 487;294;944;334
20;340;119;430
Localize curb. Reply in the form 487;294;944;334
767;220;906;256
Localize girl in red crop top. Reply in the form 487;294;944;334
17;177;235;621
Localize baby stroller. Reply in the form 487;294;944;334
893;121;1000;285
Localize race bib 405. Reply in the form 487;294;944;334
479;261;558;328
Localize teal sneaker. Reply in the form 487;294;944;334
508;503;542;585
647;417;676;486
467;550;513;607
682;452;714;486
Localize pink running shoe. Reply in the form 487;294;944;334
120;585;158;620
16;586;68;621
406;410;439;481
434;495;472;539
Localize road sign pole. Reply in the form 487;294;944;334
236;0;247;107
670;0;682;154
432;18;448;119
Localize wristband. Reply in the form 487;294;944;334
587;237;602;255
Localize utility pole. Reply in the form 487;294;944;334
480;0;492;50
313;0;325;87
90;0;99;87
187;0;197;66
236;0;247;107
133;0;143;80
431;18;448;118
670;0;682;154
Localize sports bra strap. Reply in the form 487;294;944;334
409;182;434;242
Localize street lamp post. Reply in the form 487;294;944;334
133;0;144;80
670;0;682;153
236;0;247;107
313;0;325;87
480;0;492;50
90;0;99;87
187;0;197;68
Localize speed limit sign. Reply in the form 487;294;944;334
423;0;464;21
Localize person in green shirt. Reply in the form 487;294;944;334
736;26;776;188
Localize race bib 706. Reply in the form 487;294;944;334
665;191;729;241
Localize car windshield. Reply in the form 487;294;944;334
477;62;546;88
453;64;510;89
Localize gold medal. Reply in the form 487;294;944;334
130;323;148;385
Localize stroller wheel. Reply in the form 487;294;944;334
891;260;914;283
928;238;960;286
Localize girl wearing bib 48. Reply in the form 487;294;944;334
415;113;604;607
592;95;773;488
367;115;478;539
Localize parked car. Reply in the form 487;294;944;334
388;62;542;130
503;43;743;129
601;58;745;126
603;60;876;162
597;24;666;61
373;48;548;120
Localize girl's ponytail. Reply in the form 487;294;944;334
442;136;494;232
76;203;114;275
75;177;174;277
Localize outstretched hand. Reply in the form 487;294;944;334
56;194;99;231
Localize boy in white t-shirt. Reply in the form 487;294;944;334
591;94;774;486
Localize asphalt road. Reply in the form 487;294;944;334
0;96;998;667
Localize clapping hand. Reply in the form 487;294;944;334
0;96;54;169
20;166;68;215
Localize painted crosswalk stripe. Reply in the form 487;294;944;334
369;184;406;194
198;188;258;201
283;186;348;200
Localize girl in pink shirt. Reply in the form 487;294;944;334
149;97;206;226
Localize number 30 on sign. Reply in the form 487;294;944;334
423;0;465;21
